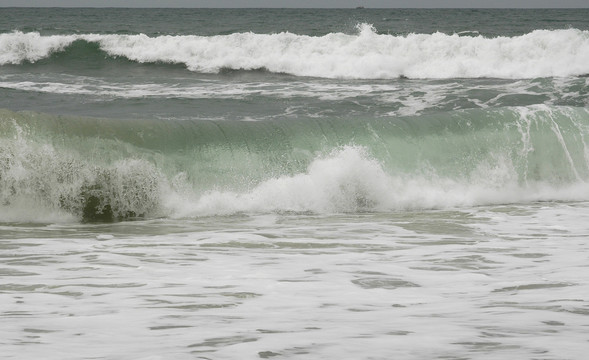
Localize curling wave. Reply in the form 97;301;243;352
2;105;589;222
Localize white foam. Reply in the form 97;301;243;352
2;27;589;79
0;31;76;64
95;26;589;79
166;145;589;218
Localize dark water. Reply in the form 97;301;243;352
1;8;588;36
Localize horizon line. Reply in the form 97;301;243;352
1;6;588;9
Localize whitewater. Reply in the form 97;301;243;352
1;8;589;360
2;25;589;79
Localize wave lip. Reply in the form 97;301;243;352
1;26;589;79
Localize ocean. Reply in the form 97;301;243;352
1;7;589;359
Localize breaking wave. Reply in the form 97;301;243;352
1;25;589;79
2;105;589;222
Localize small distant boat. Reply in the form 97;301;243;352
356;6;365;9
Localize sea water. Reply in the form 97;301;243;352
1;8;589;359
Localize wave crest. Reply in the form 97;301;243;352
1;27;588;79
2;106;589;221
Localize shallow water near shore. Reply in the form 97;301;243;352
2;203;589;359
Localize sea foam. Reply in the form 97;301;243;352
166;145;589;218
0;31;75;64
1;26;588;79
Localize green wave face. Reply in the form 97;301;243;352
1;105;589;221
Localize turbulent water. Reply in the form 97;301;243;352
1;8;589;360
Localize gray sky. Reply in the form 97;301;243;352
0;0;587;7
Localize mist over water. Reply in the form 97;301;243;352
1;8;589;360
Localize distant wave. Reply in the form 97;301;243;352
1;25;589;79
